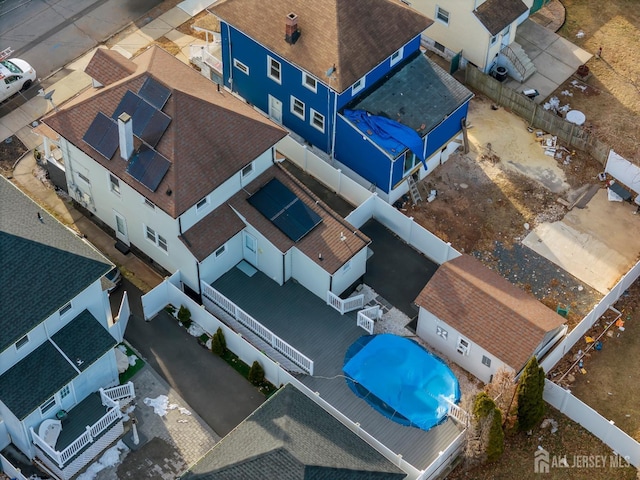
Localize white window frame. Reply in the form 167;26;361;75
215;245;226;257
436;6;450;25
60;384;71;399
390;47;404;67
233;58;249;75
290;96;305;120
351;76;366;95
436;325;448;340
59;302;72;317
310;109;325;133
157;234;168;252
482;355;492;367
267;56;282;84
15;334;29;350
196;196;209;212
241;163;254;177
145;225;157;243
144;198;156;210
490;35;498;45
109;174;120;196
342;261;351;273
40;397;56;415
77;172;91;185
302;72;317;93
456;337;470;355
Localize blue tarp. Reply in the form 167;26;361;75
343;109;426;166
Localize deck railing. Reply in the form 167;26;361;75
189;44;222;73
444;398;469;427
326;291;364;314
357;306;380;334
202;283;314;375
101;382;135;405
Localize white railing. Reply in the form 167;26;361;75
101;382;135;404
357;306;380;334
201;283;314;375
326;291;364;314
445;398;470;427
0;453;28;480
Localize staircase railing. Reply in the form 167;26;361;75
500;44;526;81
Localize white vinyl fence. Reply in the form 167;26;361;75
0;453;28;480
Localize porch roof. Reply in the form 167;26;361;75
0;310;116;420
345;53;472;151
473;0;528;36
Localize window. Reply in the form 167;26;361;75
268;56;281;83
60;385;71;399
436;326;448;340
144;198;156;210
390;47;404;67
436;6;450;25
456;337;470;355
146;225;157;243
15;334;29;350
241;163;254;177
157;234;168;252
342;261;351;273
233;58;249;74
310;109;325;133
77;172;91;185
146;225;168;252
109;174;120;195
302;72;317;92
290;96;305;120
503;25;511;35
351;77;365;95
59;302;72;316
482;355;492;367
490;35;498;45
196;197;209;211
403;152;419;173
40;397;56;415
434;41;446;53
215;245;226;257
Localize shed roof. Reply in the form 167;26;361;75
414;254;565;371
473;0;529;36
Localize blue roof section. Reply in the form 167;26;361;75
0;177;113;353
346;53;473;157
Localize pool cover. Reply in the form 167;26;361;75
343;334;460;431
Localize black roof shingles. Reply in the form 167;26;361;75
183;384;406;479
0;178;112;353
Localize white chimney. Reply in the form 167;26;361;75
118;112;133;160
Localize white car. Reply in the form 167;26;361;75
0;58;36;103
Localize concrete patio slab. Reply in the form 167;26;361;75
533;51;579;84
165;30;198;48
177;0;210;17
518;18;557;50
158;7;192;28
546;36;593;68
0;108;33;134
114;31;154;56
138;17;174;40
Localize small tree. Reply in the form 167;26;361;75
211;332;223;356
517;357;546;432
473;392;504;463
216;327;226;353
485;367;517;427
177;305;192;328
248;361;265;386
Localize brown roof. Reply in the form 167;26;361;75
414;255;565;371
180;204;245;261
84;48;137;86
473;0;528;36
227;164;370;274
42;46;287;218
209;0;433;92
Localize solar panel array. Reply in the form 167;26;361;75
83;112;119;159
126;145;171;192
248;179;322;242
138;77;171;110
112;90;171;147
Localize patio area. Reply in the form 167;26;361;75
211;265;464;470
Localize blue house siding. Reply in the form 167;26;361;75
220;23;334;152
424;102;469;160
335;116;392;192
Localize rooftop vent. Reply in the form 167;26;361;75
285;12;301;45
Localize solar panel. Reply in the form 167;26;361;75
83;112;119;159
126;145;171;192
112;90;140;121
248;179;322;242
111;90;171;147
138;77;171;110
140;108;171;147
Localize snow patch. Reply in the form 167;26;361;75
75;440;129;480
188;323;206;338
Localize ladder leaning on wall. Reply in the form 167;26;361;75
407;175;422;204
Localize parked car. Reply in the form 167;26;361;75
105;267;122;293
0;58;36;103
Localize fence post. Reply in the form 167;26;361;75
337;168;342;195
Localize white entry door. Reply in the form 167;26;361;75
243;231;258;267
268;95;282;123
113;211;129;245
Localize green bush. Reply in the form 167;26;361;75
516;357;546;432
165;304;176;316
248;360;265;386
487;407;505;462
216;327;226;352
211;332;223;356
177;305;192;328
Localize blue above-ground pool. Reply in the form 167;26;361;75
343;333;460;431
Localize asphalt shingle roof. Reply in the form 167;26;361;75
84;47;137;86
52;309;117;372
209;0;433;93
414;255;566;372
183;383;406;479
473;0;529;36
43;46;287;218
0;177;112;353
0;341;78;420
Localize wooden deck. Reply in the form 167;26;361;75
212;266;463;470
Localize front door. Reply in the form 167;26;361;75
113;211;129;245
243;231;258;267
268;95;282;123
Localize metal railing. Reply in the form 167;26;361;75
201;283;314;375
326;291;364;314
500;44;526;80
357;306;380;334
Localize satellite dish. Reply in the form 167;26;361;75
43;90;55;101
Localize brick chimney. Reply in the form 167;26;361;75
118;112;134;160
285;12;300;44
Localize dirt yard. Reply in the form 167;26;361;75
551;0;640;164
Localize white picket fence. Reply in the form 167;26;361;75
0;453;28;480
357;306;380;334
326;290;364;314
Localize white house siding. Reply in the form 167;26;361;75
416;307;511;384
291;248;330;300
199;232;243;285
0;417;8;450
179;149;274;232
242;224;284;285
0;405;28;458
330;247;367;296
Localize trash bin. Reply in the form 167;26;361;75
495;66;508;82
